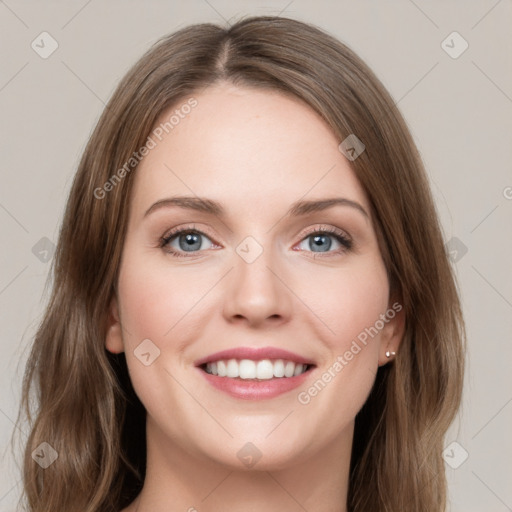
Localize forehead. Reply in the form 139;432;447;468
130;83;370;218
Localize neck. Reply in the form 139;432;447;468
124;418;353;512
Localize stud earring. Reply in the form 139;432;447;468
385;350;396;358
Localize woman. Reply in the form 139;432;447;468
16;15;465;512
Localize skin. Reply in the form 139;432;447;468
106;82;405;512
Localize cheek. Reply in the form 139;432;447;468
294;258;389;414
118;251;206;347
115;250;199;399
306;257;390;351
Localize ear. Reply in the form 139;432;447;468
105;294;125;354
377;300;405;367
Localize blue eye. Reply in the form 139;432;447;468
160;228;214;257
160;225;352;258
298;229;352;254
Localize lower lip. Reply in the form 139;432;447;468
197;367;314;400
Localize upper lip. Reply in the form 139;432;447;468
194;346;316;367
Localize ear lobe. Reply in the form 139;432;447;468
105;295;124;354
377;301;405;367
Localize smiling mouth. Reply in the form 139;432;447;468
201;358;315;380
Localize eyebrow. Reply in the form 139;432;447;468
144;196;369;220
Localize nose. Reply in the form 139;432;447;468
222;243;293;328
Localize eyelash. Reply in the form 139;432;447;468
159;224;353;259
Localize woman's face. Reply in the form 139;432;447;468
106;82;403;470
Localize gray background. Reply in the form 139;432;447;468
1;1;511;510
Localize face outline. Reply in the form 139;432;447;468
106;81;404;472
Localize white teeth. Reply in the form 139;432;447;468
239;359;256;379
226;359;239;378
284;361;295;377
273;359;285;378
217;360;227;377
256;359;274;379
293;364;304;376
204;358;310;379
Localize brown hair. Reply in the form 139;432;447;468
14;15;465;512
